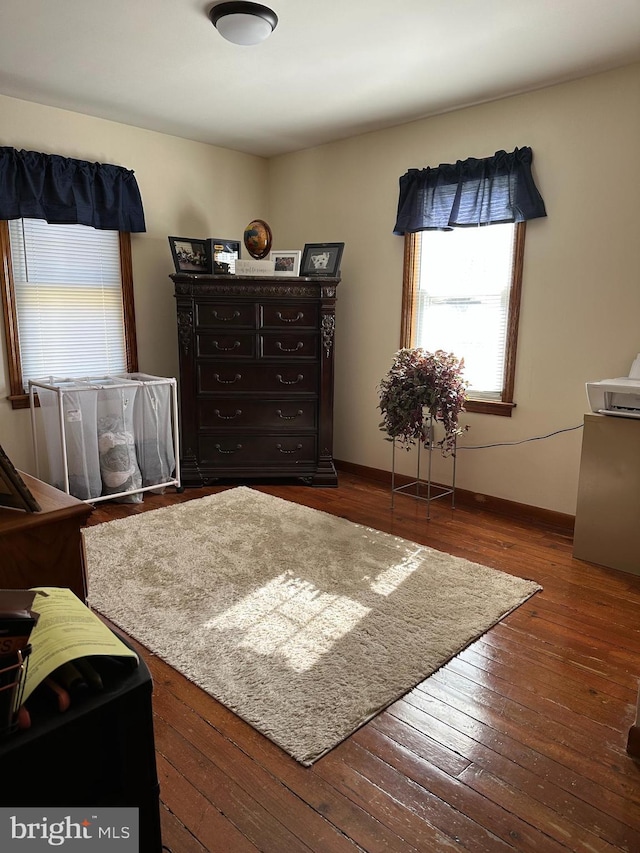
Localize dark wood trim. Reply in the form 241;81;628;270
119;232;139;374
0;221;25;404
502;221;526;403
400;232;419;349
6;395;30;410
464;399;516;417
335;457;575;534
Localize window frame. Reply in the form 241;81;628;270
0;221;138;410
400;222;526;417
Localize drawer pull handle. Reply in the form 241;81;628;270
214;409;242;420
214;373;242;384
276;373;304;385
276;341;304;352
276;409;303;420
276;443;303;454
214;340;241;351
213;310;240;322
215;443;242;454
276;311;303;323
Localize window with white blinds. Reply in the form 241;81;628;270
8;218;127;387
413;223;517;401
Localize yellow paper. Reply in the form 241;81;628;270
22;587;138;703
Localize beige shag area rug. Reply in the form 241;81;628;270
84;486;541;765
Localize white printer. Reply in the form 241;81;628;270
586;354;640;418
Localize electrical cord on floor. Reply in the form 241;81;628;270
457;422;583;450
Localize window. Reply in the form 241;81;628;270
1;219;138;409
401;222;525;416
393;146;545;418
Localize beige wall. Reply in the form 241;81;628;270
268;63;640;515
0;94;269;470
2;65;639;514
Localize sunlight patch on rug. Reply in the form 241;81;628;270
84;486;541;765
204;571;371;673
369;548;424;596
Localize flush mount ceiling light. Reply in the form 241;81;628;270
208;2;278;45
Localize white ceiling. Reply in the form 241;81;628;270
1;0;639;158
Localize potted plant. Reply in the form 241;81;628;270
378;348;468;456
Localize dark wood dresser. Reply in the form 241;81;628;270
0;473;92;602
172;273;339;487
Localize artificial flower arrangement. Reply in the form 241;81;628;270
378;347;468;456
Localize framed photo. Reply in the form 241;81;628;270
300;242;344;277
168;236;211;274
208;238;241;275
270;250;301;277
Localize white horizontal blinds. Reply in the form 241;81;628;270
9;219;127;387
414;223;516;400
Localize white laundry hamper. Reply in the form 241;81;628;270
29;374;180;503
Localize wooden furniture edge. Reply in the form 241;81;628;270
0;472;93;535
628;683;640;760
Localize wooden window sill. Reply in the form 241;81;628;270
465;399;516;417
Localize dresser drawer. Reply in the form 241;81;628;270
197;332;255;358
198;362;318;394
260;332;317;359
260;304;319;329
200;434;317;467
196;302;255;328
198;398;317;430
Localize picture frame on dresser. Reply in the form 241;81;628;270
168;236;211;274
208;238;241;274
270;250;301;277
301;243;344;277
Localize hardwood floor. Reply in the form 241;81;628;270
86;473;640;853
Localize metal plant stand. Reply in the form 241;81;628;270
390;416;457;520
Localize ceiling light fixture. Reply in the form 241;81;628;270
208;2;278;46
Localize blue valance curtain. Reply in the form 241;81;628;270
0;147;146;232
393;146;546;235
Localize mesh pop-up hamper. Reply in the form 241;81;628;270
30;374;180;503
